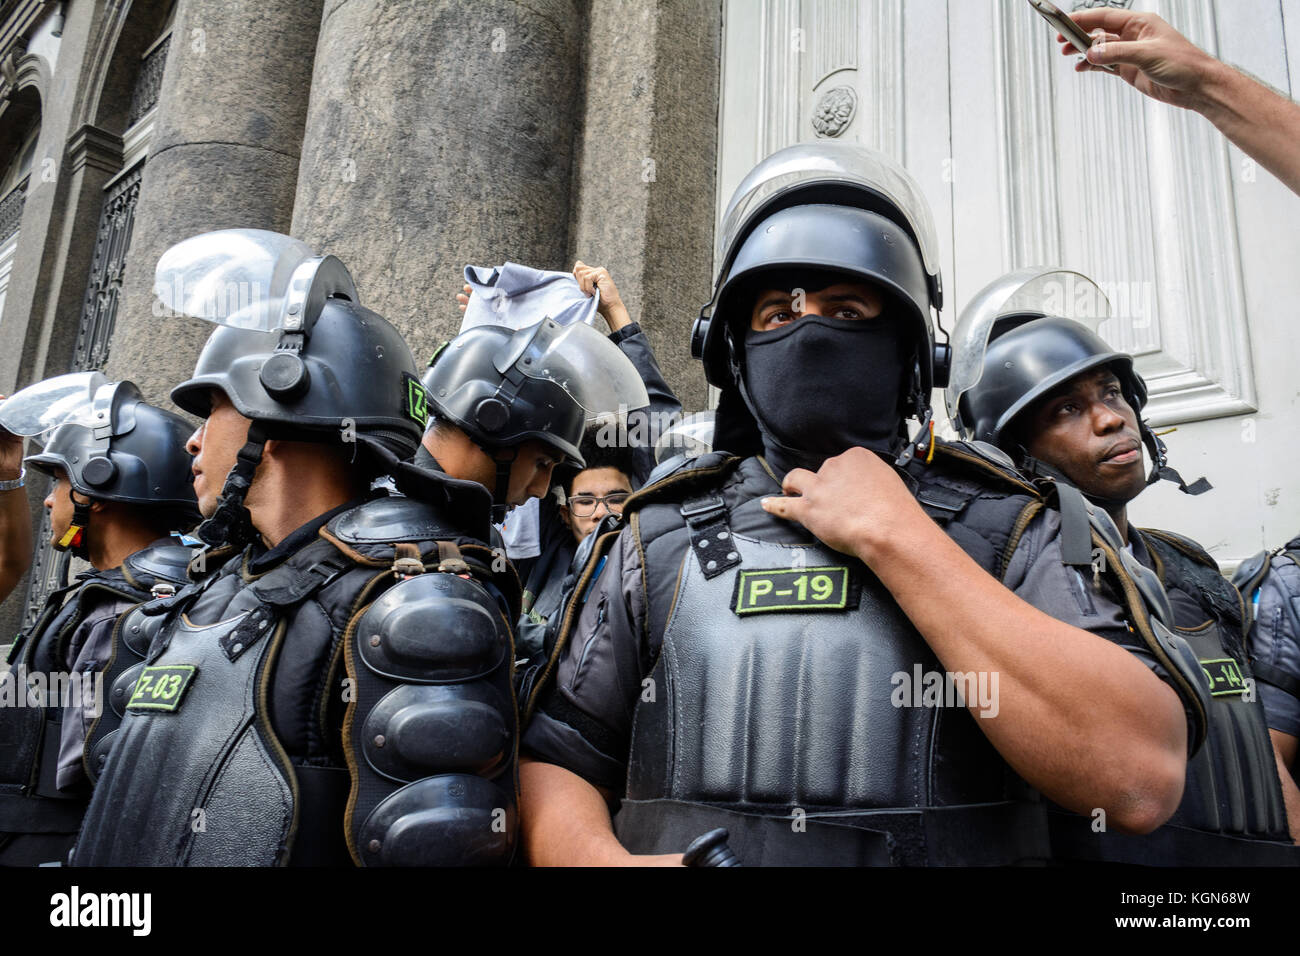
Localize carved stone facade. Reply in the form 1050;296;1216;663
0;0;723;638
0;172;24;241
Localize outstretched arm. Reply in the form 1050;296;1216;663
1065;7;1300;197
0;414;32;605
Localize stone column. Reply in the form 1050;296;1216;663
567;0;722;415
290;0;583;367
103;0;324;406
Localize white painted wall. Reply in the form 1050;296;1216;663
718;0;1300;567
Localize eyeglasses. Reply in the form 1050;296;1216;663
567;492;630;518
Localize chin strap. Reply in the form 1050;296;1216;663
488;445;517;525
1142;424;1211;495
55;486;93;558
194;422;267;550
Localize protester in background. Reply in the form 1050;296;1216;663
456;262;683;662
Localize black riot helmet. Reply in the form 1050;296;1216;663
157;229;429;548
946;267;1208;496
1;372;201;557
421;319;648;520
691;143;949;463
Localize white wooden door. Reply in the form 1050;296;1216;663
718;0;1300;567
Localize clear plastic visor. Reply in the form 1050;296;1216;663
154;228;318;331
717;143;942;285
498;320;650;419
945;268;1111;424
0;371;109;438
654;411;715;460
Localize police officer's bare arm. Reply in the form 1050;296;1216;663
1067;8;1300;197
0;415;32;604
762;446;1188;834
520;757;683;866
1270;731;1300;842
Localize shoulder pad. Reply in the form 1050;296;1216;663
1140;527;1219;572
122;543;195;587
912;439;1037;494
330;496;473;546
389;459;493;542
623;452;743;514
1231;549;1272;592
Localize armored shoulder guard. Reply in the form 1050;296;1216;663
904;439;1042;581
343;569;518;865
621;452;744;516
120;542;194;592
327;495;522;866
1233;549;1274;598
325;495;521;624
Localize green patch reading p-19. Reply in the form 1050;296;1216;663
127;664;198;713
1200;658;1247;698
733;567;851;615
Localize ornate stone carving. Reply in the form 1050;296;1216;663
1070;0;1133;10
0;173;26;242
127;33;170;126
73;165;141;371
812;85;857;138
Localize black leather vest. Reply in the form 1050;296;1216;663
72;497;521;867
0;543;190;863
613;453;1049;865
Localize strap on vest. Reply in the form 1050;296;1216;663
248;539;354;608
1048;811;1300;866
1052;482;1093;569
1251;660;1300;701
680;495;741;580
615;798;1050;866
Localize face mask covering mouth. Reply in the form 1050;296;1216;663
741;312;909;473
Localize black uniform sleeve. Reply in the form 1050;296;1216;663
522;526;649;791
610;322;684;485
1001;508;1203;751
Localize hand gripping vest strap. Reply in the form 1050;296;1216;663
623;490;1050;866
343;565;518;866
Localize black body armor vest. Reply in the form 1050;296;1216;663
1047;528;1296;865
0;543;190;865
603;447;1058;865
71;496;521;867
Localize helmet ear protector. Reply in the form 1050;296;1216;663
81;455;117;488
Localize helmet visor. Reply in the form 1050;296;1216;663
717;143;941;292
945;268;1110;428
154;229;318;332
0;371;109;438
502;320;650;420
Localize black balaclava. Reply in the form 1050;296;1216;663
738;274;912;475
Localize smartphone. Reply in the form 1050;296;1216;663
1027;0;1120;73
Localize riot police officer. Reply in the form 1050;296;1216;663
0;373;198;866
70;229;563;866
1235;534;1300;826
948;267;1298;861
519;144;1208;865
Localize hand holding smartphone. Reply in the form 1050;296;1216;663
1027;0;1120;74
